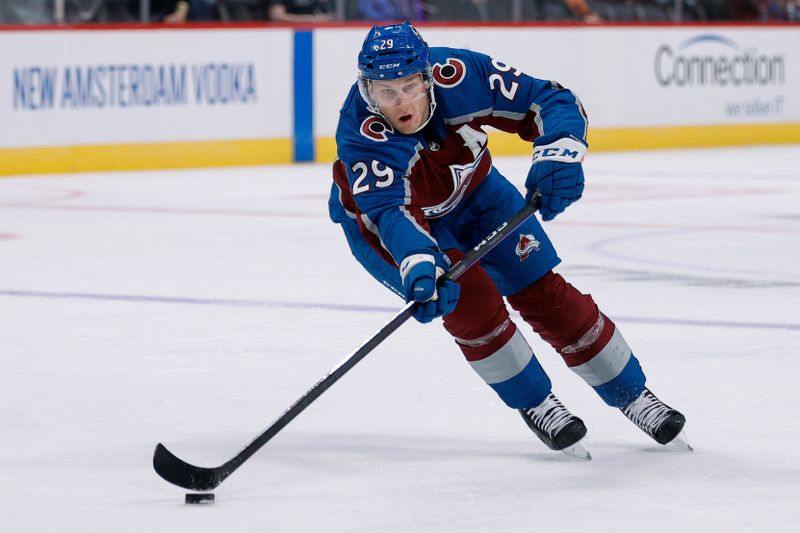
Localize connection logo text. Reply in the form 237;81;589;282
655;34;785;88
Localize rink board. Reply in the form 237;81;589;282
1;23;799;174
0;26;292;174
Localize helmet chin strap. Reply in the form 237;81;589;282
411;89;437;134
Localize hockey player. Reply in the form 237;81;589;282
328;22;689;458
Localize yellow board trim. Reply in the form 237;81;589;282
317;123;800;162
587;123;800;151
316;137;338;165
485;123;800;157
2;123;799;175
0;138;292;176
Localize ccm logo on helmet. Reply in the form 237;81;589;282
433;58;467;88
360;116;394;142
379;63;401;69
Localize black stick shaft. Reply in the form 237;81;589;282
154;198;540;490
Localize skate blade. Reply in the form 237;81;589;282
668;430;693;452
561;439;592;461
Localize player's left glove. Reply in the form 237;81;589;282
399;250;460;324
525;133;587;221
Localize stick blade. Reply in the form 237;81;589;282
153;443;222;491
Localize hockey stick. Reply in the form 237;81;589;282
153;195;541;491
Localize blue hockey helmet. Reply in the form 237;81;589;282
357;22;436;132
358;21;430;81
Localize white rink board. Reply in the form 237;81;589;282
1;25;798;162
0;28;292;148
314;26;800;135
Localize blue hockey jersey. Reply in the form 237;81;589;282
329;47;588;268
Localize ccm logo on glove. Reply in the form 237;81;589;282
532;135;587;164
526;133;588;222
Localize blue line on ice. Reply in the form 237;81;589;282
2;289;799;332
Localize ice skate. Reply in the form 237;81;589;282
519;393;591;460
622;388;692;450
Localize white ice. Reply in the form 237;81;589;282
1;146;799;532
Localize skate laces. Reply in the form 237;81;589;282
524;394;574;436
623;389;672;436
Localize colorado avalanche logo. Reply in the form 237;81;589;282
515;233;541;261
360;116;394;142
432;58;466;88
423;150;485;219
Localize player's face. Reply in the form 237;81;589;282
368;74;431;134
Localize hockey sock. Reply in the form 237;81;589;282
507;271;645;407
442;250;551;409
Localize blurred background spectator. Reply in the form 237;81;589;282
57;0;219;23
0;0;54;23
789;0;800;20
55;0;133;23
356;0;425;20
563;0;603;21
268;0;333;20
1;0;799;23
154;0;190;21
218;0;266;20
183;0;218;20
530;0;604;21
153;0;217;21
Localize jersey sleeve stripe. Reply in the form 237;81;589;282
399;174;437;245
359;212;396;261
405;142;425;176
444;107;493;126
571;90;589;140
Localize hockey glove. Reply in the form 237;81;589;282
526;133;587;221
399;250;460;324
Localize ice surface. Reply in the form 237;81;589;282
1;146;799;532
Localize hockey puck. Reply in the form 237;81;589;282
185;492;215;504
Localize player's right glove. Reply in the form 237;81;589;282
525;133;587;221
399;250;460;324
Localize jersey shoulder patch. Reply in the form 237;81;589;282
337;85;398;147
337;112;420;174
432;57;467;88
429;48;490;90
359;115;394;142
428;48;493;123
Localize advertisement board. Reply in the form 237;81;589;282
0;27;292;172
2;24;798;175
314;26;800;158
